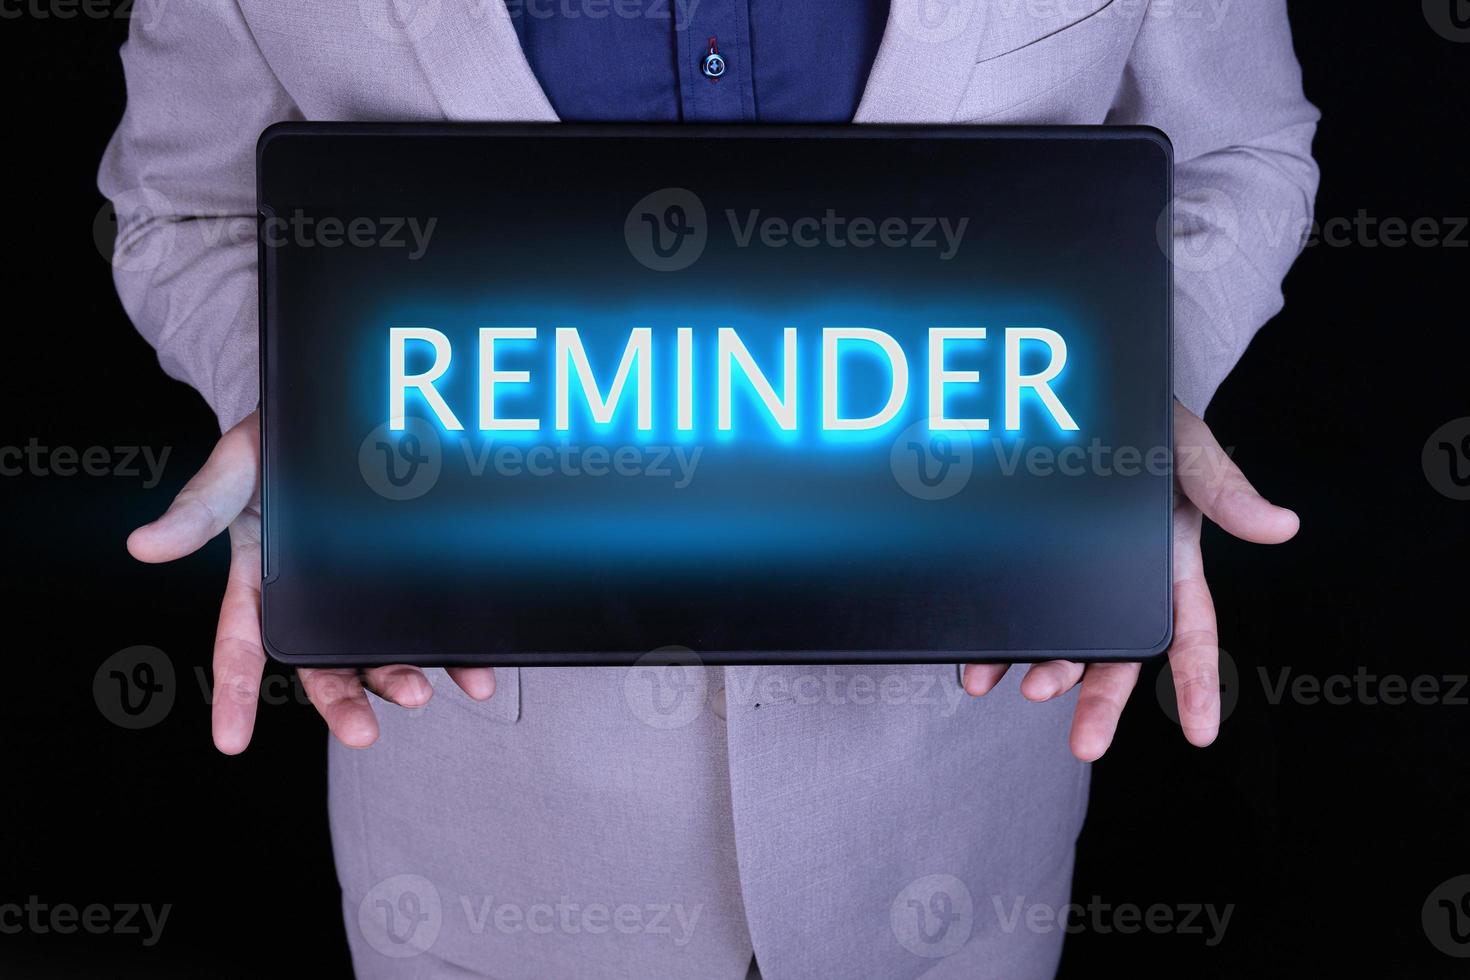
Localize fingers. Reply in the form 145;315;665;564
1068;662;1142;762
361;666;433;707
299;669;380;749
210;524;267;755
1169;597;1222;747
969;660;1087;703
1020;660;1086;702
966;657;1144;761
331;664;496;715
129;410;260;563
305;663;467;747
356;666;496;704
1175;401;1299;545
447;667;496;701
301;664;480;746
962;662;1010;696
1169;503;1222;747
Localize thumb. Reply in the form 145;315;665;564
1175;402;1298;545
128;410;260;563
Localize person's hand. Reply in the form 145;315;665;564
962;400;1298;761
127;409;496;754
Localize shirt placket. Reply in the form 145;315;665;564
674;0;756;122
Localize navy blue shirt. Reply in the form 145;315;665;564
508;0;891;123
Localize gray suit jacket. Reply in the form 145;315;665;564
99;3;1318;978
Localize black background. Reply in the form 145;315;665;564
1;4;1466;976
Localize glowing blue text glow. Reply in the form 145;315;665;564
387;326;1078;436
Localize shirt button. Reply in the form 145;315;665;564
702;52;726;79
711;686;727;720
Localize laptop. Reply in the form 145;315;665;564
258;123;1173;666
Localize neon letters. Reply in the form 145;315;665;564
388;326;1078;434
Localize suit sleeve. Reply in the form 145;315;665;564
98;0;298;431
1109;0;1320;415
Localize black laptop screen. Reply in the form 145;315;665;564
260;126;1171;662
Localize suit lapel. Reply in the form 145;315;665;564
401;0;559;121
853;0;991;123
